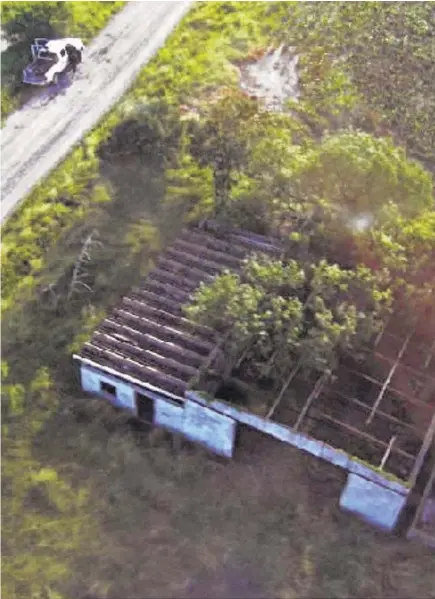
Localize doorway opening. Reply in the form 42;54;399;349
136;392;155;424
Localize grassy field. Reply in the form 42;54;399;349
1;1;125;121
2;2;435;598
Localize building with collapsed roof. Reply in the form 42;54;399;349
73;221;435;546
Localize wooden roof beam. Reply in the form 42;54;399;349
173;238;242;270
366;332;414;425
148;266;200;292
101;318;205;368
157;256;214;284
165;247;227;276
122;296;216;341
91;331;198;381
113;308;215;354
143;279;190;304
180;229;246;259
80;343;187;396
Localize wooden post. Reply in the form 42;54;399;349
424;339;435;370
266;361;302;419
294;373;328;432
235;343;251;369
407;463;435;542
374;317;390;348
192;330;231;389
379;435;397;470
366;332;413;425
408;411;435;489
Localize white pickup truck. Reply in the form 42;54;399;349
22;38;84;86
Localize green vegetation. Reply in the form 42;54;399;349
289;131;432;217
2;363;97;599
1;1;125;121
273;1;435;164
185;254;392;382
2;2;435;597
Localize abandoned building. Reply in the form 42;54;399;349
73;221;435;547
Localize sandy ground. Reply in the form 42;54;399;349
238;45;299;112
0;0;192;225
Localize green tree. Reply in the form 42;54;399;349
184;270;267;360
187;89;259;214
1;2;70;42
185;252;391;383
292;131;433;218
226;112;314;234
357;206;435;317
301;260;392;372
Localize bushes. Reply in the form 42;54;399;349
99;100;183;163
1;1;125;46
2;363;97;599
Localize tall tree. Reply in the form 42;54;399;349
291;131;433;218
185;253;392;383
356;206;435;318
187;89;259;215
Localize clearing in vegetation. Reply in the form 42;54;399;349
2;2;435;598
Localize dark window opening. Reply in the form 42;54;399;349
101;381;117;397
136;392;155;424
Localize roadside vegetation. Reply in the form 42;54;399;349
0;1;125;121
2;2;435;598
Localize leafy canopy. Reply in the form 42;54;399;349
185;252;392;379
292;131;433;218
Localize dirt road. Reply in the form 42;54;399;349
1;1;192;225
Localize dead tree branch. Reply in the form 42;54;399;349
67;229;102;301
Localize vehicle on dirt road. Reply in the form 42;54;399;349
22;38;84;86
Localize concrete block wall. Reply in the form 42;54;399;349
79;366;410;530
80;365;137;414
154;396;184;432
182;400;236;458
79;365;236;458
339;473;408;531
186;390;410;530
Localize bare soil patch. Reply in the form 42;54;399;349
236;45;299;112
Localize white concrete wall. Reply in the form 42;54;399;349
154;396;184;431
79;365;236;458
185;391;408;495
340;473;408;531
182;399;236;458
79;366;410;529
80;365;136;414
